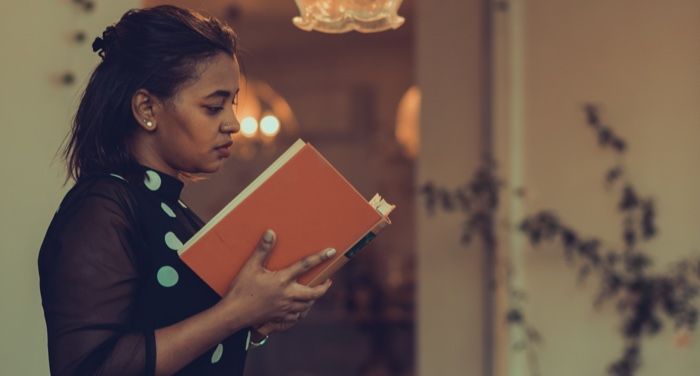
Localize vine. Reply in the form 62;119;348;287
419;104;700;376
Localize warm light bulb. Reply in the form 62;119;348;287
240;117;258;137
395;86;421;158
260;115;280;137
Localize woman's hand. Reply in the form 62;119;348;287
217;229;335;332
253;282;329;336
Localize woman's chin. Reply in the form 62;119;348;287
201;159;226;173
185;157;227;175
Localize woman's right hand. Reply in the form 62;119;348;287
218;229;335;330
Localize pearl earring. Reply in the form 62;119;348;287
146;120;154;128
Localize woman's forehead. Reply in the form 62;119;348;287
185;53;240;97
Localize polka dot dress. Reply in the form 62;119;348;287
39;164;255;375
131;166;254;374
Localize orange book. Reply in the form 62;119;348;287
179;139;395;296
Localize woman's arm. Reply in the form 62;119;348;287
153;301;244;375
40;193;158;375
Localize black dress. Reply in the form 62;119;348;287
38;165;253;375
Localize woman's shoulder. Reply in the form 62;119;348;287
39;173;145;274
56;173;142;222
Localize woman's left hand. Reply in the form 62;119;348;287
254;297;318;336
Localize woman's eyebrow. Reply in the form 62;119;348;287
203;90;232;99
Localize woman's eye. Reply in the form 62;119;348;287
205;106;224;114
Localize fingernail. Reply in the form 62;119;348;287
264;230;274;243
325;248;336;257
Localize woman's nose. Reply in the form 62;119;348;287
220;116;240;134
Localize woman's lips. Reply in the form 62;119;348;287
214;141;233;158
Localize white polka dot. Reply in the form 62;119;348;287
157;266;179;287
161;202;176;218
164;231;183;251
109;173;126;181
178;200;187;208
211;343;224;364
144;170;161;191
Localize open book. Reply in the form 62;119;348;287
179;139;395;296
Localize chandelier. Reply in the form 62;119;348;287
293;0;405;34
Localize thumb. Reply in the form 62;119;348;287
247;229;276;269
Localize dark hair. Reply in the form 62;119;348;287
62;5;239;181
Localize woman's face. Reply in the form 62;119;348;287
140;52;241;175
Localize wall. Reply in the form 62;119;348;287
0;1;138;374
496;1;700;375
415;0;489;375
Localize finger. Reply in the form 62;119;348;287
282;312;302;322
290;279;332;302
265;321;292;333
245;229;276;268
300;304;314;319
255;324;276;336
282;248;336;281
287;301;314;313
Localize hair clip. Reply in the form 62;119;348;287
92;36;105;55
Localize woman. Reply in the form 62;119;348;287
38;5;334;375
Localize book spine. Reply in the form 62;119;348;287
304;218;390;286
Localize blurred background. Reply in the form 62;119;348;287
1;0;699;375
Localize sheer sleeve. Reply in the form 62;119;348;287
39;186;155;376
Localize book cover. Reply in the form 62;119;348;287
179;139;395;296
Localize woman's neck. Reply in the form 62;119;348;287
130;135;180;178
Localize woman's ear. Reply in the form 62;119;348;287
132;89;159;132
